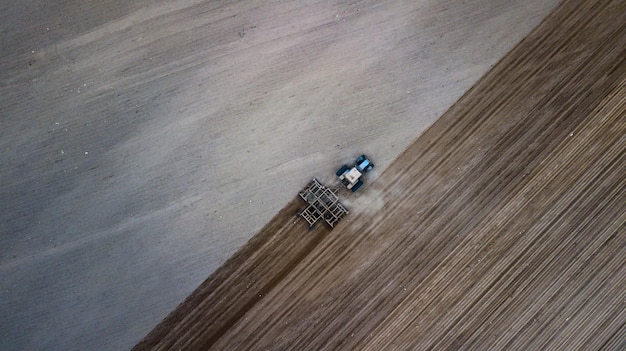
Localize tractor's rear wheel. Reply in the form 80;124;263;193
336;165;349;176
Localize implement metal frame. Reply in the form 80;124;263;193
298;178;348;229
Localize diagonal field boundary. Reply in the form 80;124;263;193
135;0;626;349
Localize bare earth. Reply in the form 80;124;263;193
6;0;616;349
135;0;626;350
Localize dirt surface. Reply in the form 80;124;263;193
135;0;626;349
0;0;564;350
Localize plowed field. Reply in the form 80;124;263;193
136;0;626;349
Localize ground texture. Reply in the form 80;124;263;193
135;0;626;349
1;0;562;349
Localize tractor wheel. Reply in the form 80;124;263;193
336;165;349;176
351;179;364;192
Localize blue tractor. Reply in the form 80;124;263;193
336;155;374;192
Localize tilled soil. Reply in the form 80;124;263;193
135;0;626;349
